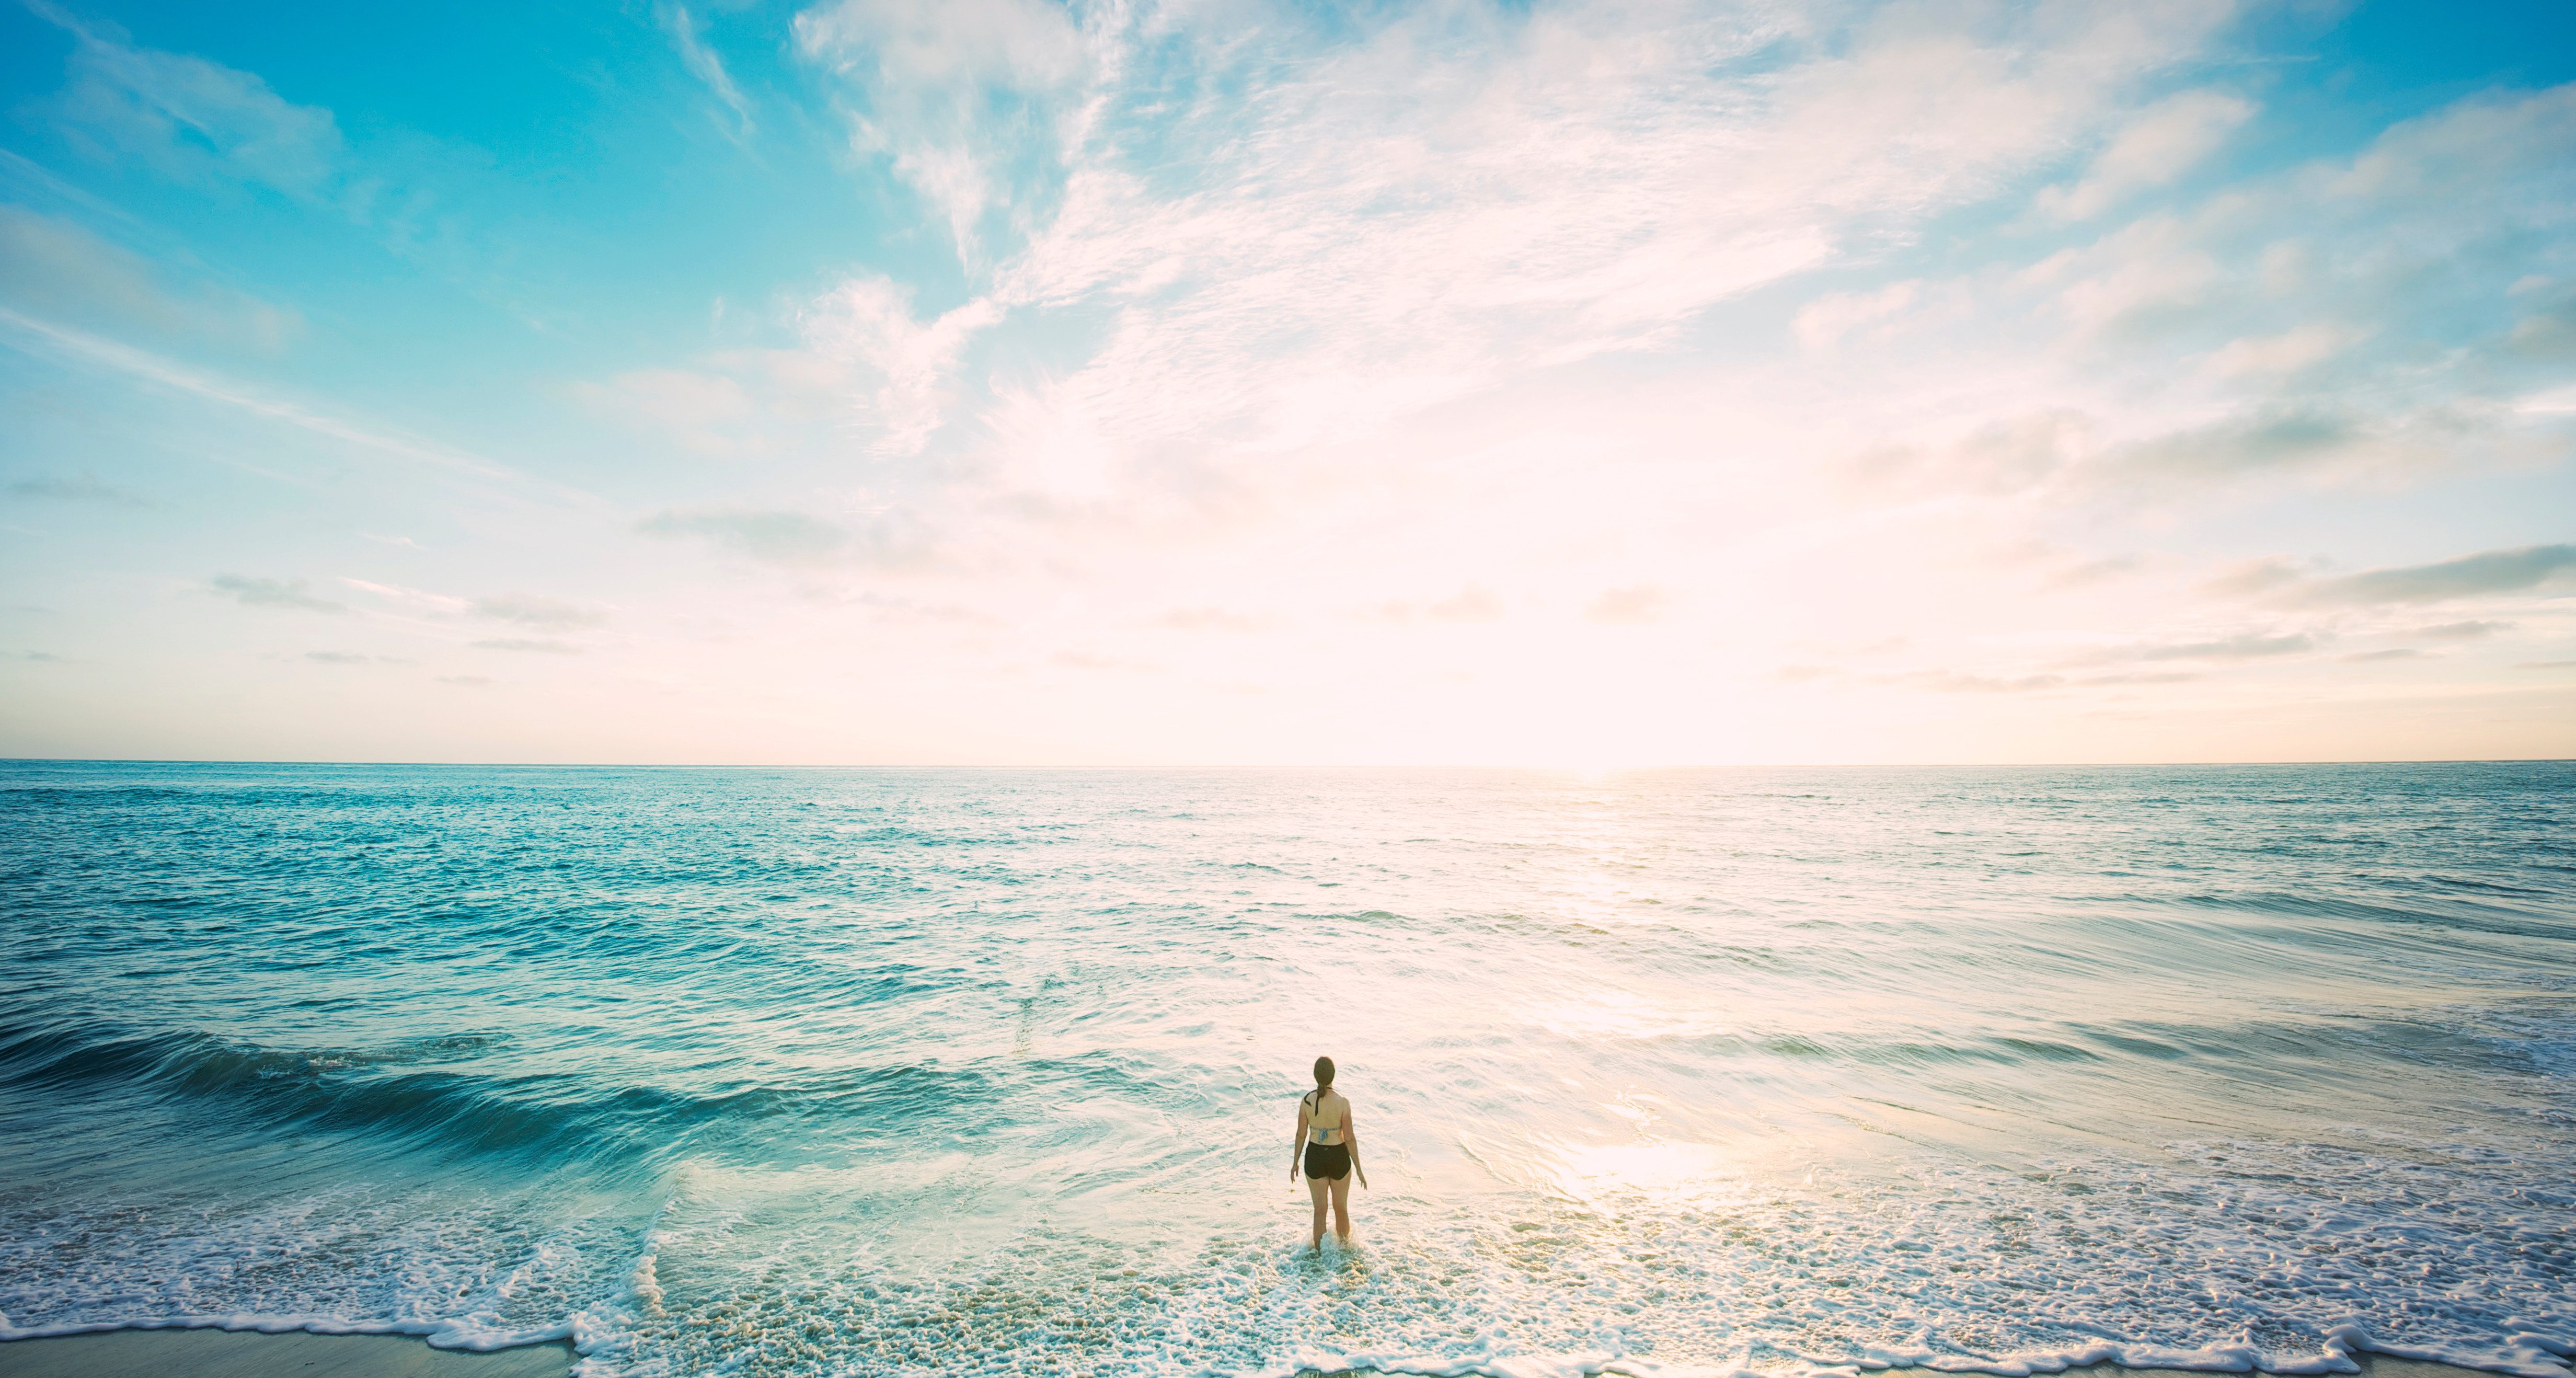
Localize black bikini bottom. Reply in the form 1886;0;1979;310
1304;1142;1350;1180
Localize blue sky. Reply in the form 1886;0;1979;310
2;0;2572;764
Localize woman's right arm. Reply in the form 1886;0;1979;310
1289;1099;1308;1182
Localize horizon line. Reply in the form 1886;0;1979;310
4;755;2571;771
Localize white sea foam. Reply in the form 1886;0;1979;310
0;1187;632;1353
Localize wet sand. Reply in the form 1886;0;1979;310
0;1329;573;1378
1312;1360;2522;1378
0;1333;2537;1378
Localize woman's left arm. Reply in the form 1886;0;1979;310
1346;1106;1368;1190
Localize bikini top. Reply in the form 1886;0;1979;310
1304;1089;1344;1145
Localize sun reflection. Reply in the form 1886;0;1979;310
1540;778;1669;930
1544;1139;1740;1213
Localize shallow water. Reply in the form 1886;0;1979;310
0;762;2570;1378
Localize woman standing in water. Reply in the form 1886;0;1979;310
1290;1055;1366;1250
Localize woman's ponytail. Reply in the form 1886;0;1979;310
1313;1055;1335;1111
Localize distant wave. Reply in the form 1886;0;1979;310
0;1019;1022;1167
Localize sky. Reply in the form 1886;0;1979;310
1;0;2572;766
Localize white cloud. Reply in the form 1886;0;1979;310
2036;88;2255;222
31;0;345;198
799;278;1000;458
797;0;1080;87
793;0;1085;258
2201;323;2366;380
301;5;2572;765
903;0;2249;526
1795;280;1921;351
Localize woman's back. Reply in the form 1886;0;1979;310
1304;1089;1345;1144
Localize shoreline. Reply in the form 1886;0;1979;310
1298;1370;2545;1378
0;1329;573;1378
0;1334;2555;1378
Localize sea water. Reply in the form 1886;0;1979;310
0;762;2570;1378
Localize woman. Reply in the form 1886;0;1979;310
1289;1055;1367;1250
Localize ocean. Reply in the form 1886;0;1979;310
0;761;2570;1378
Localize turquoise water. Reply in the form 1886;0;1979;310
0;762;2570;1378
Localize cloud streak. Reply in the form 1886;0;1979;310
2298;545;2576;607
472;594;609;631
6;473;151;507
2135;633;2315;661
0;306;536;487
212;574;344;614
663;5;755;143
638;505;935;569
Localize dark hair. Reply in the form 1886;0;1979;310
1313;1055;1335;1101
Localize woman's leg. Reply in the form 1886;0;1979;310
1306;1171;1330;1249
1329;1173;1352;1243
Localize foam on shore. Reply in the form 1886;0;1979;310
0;1332;2551;1378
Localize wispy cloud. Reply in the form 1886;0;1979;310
2412;620;2512;640
0;307;528;485
638;505;934;569
2135;633;2315;662
6;473;152;507
1050;648;1157;673
1153;607;1277;633
0;205;299;350
662;5;755;143
28;0;346;198
2297;544;2576;607
473;637;580;655
1428;588;1502;624
212;573;344;613
2035;89;2254;223
1878;670;2068;694
1585;586;1669;626
794;0;1084;258
340;578;471;615
472;594;608;631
